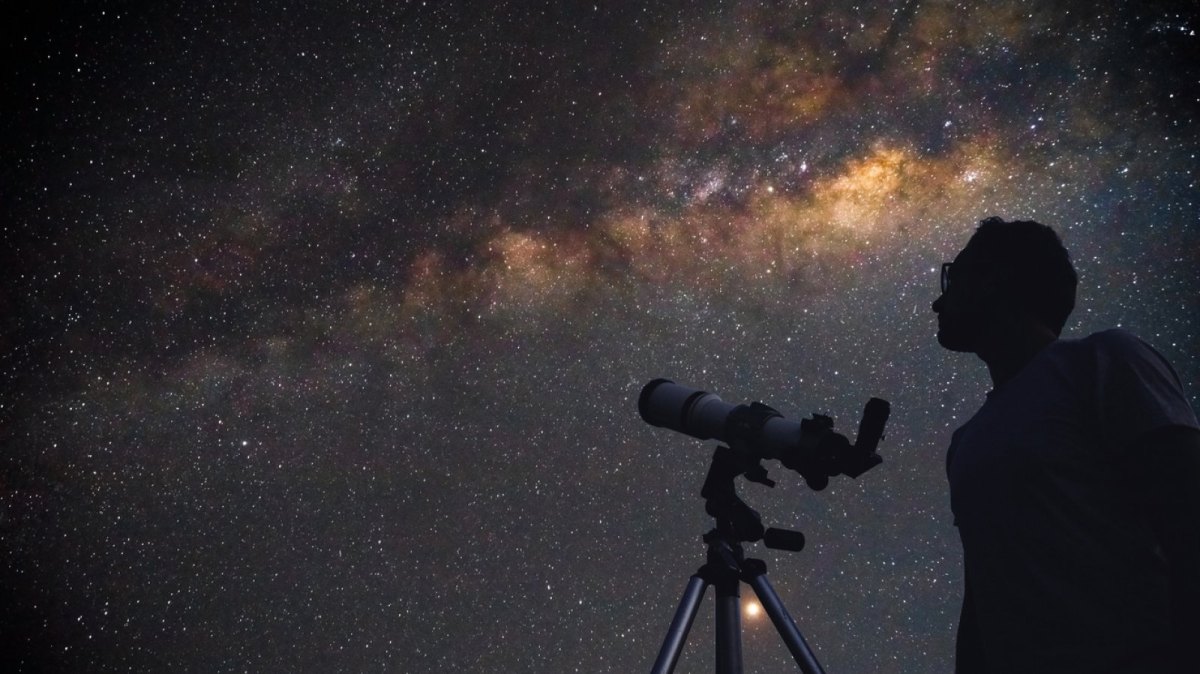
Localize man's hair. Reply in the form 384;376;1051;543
966;216;1078;335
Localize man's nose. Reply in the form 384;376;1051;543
932;294;944;313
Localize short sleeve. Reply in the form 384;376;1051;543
1092;329;1199;454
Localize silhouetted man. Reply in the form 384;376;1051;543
932;217;1200;674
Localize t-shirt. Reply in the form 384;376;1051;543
946;329;1199;674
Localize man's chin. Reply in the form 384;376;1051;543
936;329;975;352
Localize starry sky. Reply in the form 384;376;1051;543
3;1;1198;672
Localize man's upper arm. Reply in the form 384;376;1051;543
1132;425;1200;550
1090;330;1197;671
1124;425;1200;673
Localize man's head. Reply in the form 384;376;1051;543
932;217;1077;353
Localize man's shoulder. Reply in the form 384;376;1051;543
1078;328;1147;350
1075;328;1165;364
1040;329;1169;388
1074;328;1192;405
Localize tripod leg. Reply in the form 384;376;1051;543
650;575;708;674
714;577;743;674
745;566;826;674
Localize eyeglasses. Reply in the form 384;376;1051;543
940;262;953;293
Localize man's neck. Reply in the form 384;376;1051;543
978;325;1058;390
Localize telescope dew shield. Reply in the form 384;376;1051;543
639;379;738;441
639;379;808;460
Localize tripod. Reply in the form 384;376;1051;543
650;445;829;674
640;385;890;673
650;527;825;674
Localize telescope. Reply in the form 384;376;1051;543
638;378;889;490
638;379;891;674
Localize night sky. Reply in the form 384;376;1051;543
3;2;1198;672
